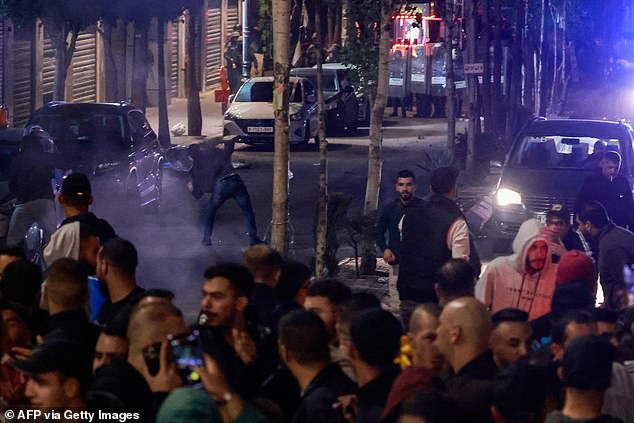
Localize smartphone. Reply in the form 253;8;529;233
168;330;204;385
142;342;162;376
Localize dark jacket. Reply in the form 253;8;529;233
60;212;117;244
292;363;356;423
441;350;497;423
398;195;464;302
596;222;634;309
375;197;423;261
45;309;100;361
9;151;57;204
576;171;634;230
189;140;236;199
355;365;400;423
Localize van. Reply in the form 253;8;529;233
488;118;634;250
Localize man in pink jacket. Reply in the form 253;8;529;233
476;219;557;320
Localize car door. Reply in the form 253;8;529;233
127;110;162;204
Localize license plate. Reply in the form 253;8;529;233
247;126;273;133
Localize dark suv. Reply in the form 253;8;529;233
489;118;634;249
26;102;164;208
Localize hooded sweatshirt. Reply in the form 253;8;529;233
475;219;557;320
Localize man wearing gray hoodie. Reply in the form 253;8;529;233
476;219;556;320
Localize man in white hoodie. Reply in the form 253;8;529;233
476;219;556;320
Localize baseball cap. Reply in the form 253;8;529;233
556;250;595;286
14;337;92;386
546;203;569;222
61;173;91;198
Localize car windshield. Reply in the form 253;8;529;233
291;73;337;92
235;81;274;102
510;135;622;169
30;113;126;142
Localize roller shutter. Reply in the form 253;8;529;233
12;30;32;127
169;19;180;97
227;0;239;36
42;35;55;104
71;29;96;103
205;6;221;89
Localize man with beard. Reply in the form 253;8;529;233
476;219;556;320
576;201;634;311
196;263;276;399
576;150;634;230
398;167;479;324
94;238;145;327
376;170;423;315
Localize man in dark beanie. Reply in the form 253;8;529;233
545;335;622;423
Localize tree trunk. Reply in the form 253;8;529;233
334;3;342;46
157;19;171;148
492;0;503;136
186;8;202;136
101;20;118;102
53;24;78;101
480;0;492;132
132;25;150;111
361;0;392;274
445;18;456;154
507;0;523;143
315;0;329;277
535;0;546;116
271;0;291;255
290;0;304;60
466;0;478;175
521;0;534;107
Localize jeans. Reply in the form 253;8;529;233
203;175;258;242
7;199;56;247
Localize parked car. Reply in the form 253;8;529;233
223;76;319;146
26;102;164;208
488;117;634;251
290;64;359;135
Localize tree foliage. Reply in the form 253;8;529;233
343;0;382;99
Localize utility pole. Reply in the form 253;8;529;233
242;0;250;80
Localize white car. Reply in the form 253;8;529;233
223;76;319;146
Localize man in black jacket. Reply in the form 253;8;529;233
576;150;634;230
398;167;478;324
577;201;634;310
376;169;423;315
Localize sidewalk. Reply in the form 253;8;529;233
144;92;224;146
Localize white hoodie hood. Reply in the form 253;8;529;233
476;219;557;320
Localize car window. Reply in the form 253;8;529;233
235;81;274;102
290;71;337;92
510;135;621;169
290;82;303;103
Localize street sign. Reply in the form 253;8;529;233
214;89;231;103
464;63;484;75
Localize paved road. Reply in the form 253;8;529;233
89;116;474;323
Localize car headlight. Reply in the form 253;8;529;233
224;112;236;120
290;112;304;121
496;188;522;206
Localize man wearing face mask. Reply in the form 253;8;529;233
576;150;634;230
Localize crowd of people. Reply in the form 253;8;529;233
1;149;634;423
